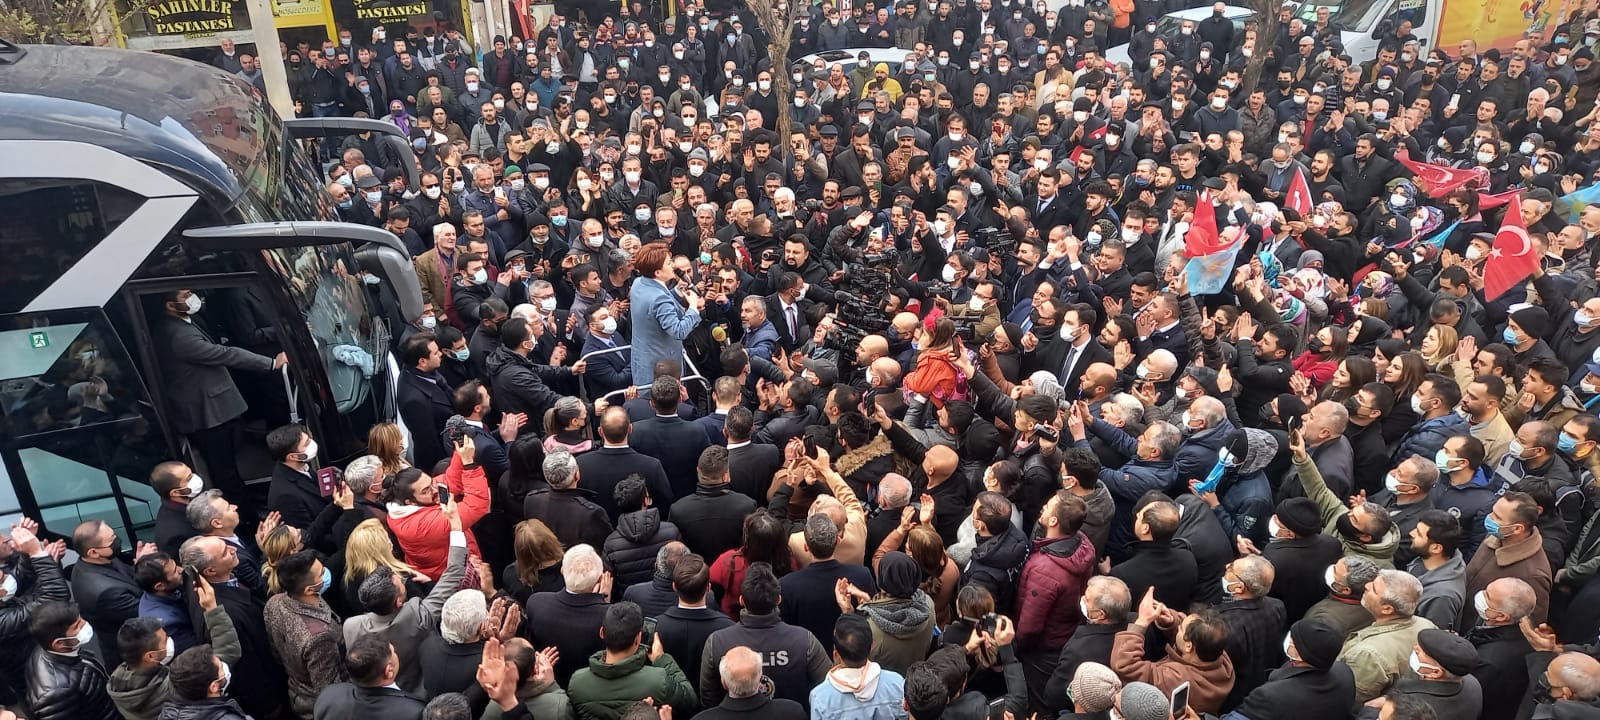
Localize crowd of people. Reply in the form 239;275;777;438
11;0;1600;720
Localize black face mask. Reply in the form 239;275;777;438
1334;514;1367;542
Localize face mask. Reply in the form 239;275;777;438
1560;431;1580;454
635;207;652;221
471;268;488;285
451;180;467;193
302;440;319;462
540;297;558;313
1473;590;1490;619
1478;152;1496;164
58;623;94;654
1293;95;1307;105
1377;78;1392;90
510;178;525;191
933;219;950;236
184;295;205;315
941;265;957;282
421;316;438;329
1503;327;1520;345
466;81;480;93
1220;576;1238;598
1211;97;1226;110
601;171;615;183
1136;364;1150;379
1410;394;1425;415
338;175;355;189
1324;565;1340;591
587;235;605;248
1410;216;1424;230
1434;449;1455;473
1073;111;1088;123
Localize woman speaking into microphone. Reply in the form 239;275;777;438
629;242;705;388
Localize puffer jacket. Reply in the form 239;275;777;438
566;649;696;720
961;522;1030;614
1016;532;1096;654
157;697;253;720
859;592;935;675
1391;413;1468;465
0;553;69;705
26;648;121;720
603;509;681;589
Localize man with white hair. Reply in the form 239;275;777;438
1336;569;1436;705
418;590;519;708
691;646;805;720
1466;577;1538;720
866;474;913;554
527;545;612;680
1215;555;1287;709
523;449;610;551
1172;396;1235;490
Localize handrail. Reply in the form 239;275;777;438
575;344;707;409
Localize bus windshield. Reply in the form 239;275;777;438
1296;0;1388;32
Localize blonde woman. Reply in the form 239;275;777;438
1419;324;1458;373
335;518;424;615
368;422;410;477
260;524;304;595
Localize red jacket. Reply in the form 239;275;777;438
386;454;490;579
1015;532;1096;653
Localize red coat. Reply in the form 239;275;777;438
1015;532;1097;653
386;454;490;579
1292;352;1338;388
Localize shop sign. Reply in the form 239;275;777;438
272;0;325;19
146;0;237;34
352;0;427;20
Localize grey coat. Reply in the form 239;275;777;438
153;315;275;433
342;541;466;697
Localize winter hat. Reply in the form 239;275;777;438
1117;682;1170;720
1068;662;1121;713
997;322;1025;349
1182;365;1222;398
1276;497;1323;536
1511;305;1551;340
1290;618;1344;669
1417;628;1480;675
1229;427;1281;475
1028;370;1064;402
1275;393;1309;423
876;551;921;598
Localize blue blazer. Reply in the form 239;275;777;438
628;278;701;387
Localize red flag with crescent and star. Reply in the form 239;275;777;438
1184;190;1226;257
1396;147;1490;198
1284;166;1314;216
1483;194;1538;301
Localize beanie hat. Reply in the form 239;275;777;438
997;322;1025;349
1028;370;1064;402
1118;682;1170;720
1510;305;1551;340
1276;497;1322;536
1290;618;1344;669
1068;662;1121;713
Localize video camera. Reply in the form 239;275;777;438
824;290;892;355
970;226;1015;253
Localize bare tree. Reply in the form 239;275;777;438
1239;0;1278;97
0;0;138;44
747;0;796;158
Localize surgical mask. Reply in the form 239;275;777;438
969;182;983;197
1034;158;1049;171
1385;472;1406;494
1324;565;1340;591
318;566;333;595
1293;95;1307;105
1135;364;1150;379
365;190;383;204
1408;651;1437;675
1268;517;1284;539
57;623;94;654
467;81;480;92
601;317;618;334
635;207;652;221
627;144;642;156
551;215;567;227
451;180;466;193
540;297;558;312
546;140;561;153
184;295;205;315
794;97;807;108
183;474;204;497
1377;79;1392;90
424;186;442;200
577;178;594;191
219;661;233;693
1373;110;1388;121
421;316;438;329
1073;111;1087;123
454;348;470;362
1503;327;1520;345
586;235;605;248
1434;449;1455;473
1391;192;1408;207
1559;431;1579;454
338;175;354;189
1211;97;1226;110
969;296;987;311
472;268;488;284
302;440;319;462
493;99;505;110
689;165;705;177
1473;590;1490;618
941;265;957;282
1478;151;1496;164
758;80;771;91
934;219;950;236
1220;576;1238;598
625;170;642;184
510;179;525;191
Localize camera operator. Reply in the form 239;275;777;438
940;279;1003;343
760;236;839;302
900;252;976;311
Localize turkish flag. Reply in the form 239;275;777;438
1185;190;1228;256
1483;194;1539;301
1284;166;1314;216
1396;147;1490;198
1477;188;1523;210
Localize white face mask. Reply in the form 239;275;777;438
184;295;205;315
451;180;466;193
577;178;594;191
933;219;950;236
1477;151;1496;164
424;186;442;200
302;440;319;461
540;297;558;312
941;265;958;282
970;296;986;311
1211;97;1226;110
587;235;605;248
600;317;618;334
420;315;438;329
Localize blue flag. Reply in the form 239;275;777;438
1185;242;1244;296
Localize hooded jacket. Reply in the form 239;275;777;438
1294;455;1400;567
859;593;935;675
809;662;906;720
961;521;1030;614
1077;485;1116;560
1015;532;1096;654
109;606;242;720
602;508;681;588
385;454;490;580
567;649;696;720
155;697;253;720
1429;467;1505;560
1392;413;1469;466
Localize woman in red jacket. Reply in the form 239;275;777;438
383;435;491;581
1292;324;1348;390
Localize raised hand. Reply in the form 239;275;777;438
918;493;935;525
255;511;282;549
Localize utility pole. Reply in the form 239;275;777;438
243;0;294;119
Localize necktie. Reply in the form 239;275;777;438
787;305;798;338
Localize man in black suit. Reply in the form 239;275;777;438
653;553;735;698
150;461;202;559
580;304;632;401
181;535;288;720
526;545;611;681
187;489;269;593
724;406;782;507
312;635;425;720
1132;293;1190;369
1107;499;1199;610
396;332;456;473
578;406;677;522
765;272;812;352
631;376;714;503
779;516;877;655
696;377;741;446
68;519;147;662
1056;303;1113;393
1026;168;1074;232
1042;575;1131;715
623;358;698;422
672;446;759;561
1090;239;1135;302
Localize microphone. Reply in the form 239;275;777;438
711;324;729;346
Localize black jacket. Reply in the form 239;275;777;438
157;697;253;720
603;508;682;589
755;405;822;448
1262;534;1343;625
631;414;714;502
1217;596;1289;712
525;590;608;681
1174;494;1234;605
522;486;611;551
699;612;829;710
622;574;721;620
778;559;877;655
486;347;573;431
657;604;735;699
206;581;286;720
311;683;424;720
1231;662;1357;720
70;559;142;662
961;523;1030;614
1110;541;1200;611
663;484;757;562
0;553;68;704
418;634;488;717
688;690;806;720
24;649;121;720
1467;623;1532;720
576;446;677;523
1042;623;1121;715
267;463;331;532
155;502;195;560
397;367;456;472
727;443;783;506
